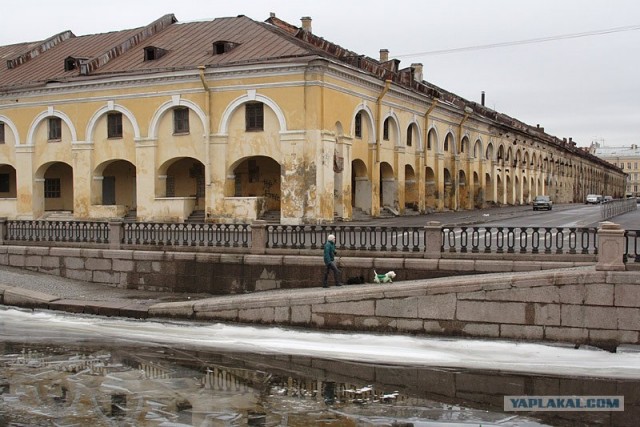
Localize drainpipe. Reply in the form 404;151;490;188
456;107;473;209
198;66;212;188
376;79;392;163
423;99;438;160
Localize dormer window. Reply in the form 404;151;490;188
64;56;88;72
213;40;239;55
144;46;167;61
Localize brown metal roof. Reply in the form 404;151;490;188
95;16;315;74
0;14;319;92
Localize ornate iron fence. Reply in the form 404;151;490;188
122;222;250;247
441;226;599;255
5;220;110;244
266;225;425;252
0;220;611;258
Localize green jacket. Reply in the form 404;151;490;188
323;240;336;265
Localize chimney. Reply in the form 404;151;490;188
411;63;423;82
481;91;485;106
380;49;389;62
301;16;312;33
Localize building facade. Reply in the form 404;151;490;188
590;142;640;197
0;14;626;224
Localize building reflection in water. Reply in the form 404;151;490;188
0;341;637;426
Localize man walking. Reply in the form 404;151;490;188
323;234;342;288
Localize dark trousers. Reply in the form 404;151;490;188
323;261;341;287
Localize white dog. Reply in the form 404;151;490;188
373;270;396;284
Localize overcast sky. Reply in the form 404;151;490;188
2;0;639;147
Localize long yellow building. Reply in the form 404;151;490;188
0;13;625;224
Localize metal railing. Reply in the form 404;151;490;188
267;225;425;252
602;198;637;220
122;222;250;247
5;220;109;244
1;220;633;261
441;226;598;255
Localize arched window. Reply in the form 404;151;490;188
355;112;362;138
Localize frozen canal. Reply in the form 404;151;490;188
1;306;639;426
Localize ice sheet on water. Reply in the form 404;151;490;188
2;306;640;379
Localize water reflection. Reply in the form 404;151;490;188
1;308;639;426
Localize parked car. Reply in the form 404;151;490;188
532;195;552;211
585;194;602;204
603;195;613;203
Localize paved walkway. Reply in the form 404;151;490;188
1;204;639;319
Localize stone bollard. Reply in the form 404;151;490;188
251;220;268;254
596;221;626;271
424;220;442;259
108;220;123;250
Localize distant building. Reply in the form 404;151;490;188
589;142;640;197
0;14;625;224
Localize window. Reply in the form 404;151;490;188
213;40;239;55
354;112;362;138
107;113;123;138
44;178;61;198
48;117;62;140
173;108;189;134
628;162;632;169
406;125;412;147
245;103;264;131
0;173;9;192
444;139;449;152
383;118;390;140
144;46;166;61
0;122;4;144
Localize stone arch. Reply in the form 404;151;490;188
0;116;21;145
406;121;422;150
425;166;436;208
27;108;77;145
473;138;483;159
228;155;281;213
460;135;470;155
382;111;401;146
351;159;371;213
34;161;74;214
92;159;137;208
379;161;396;209
218;91;286;134
351;103;376;144
86;102;141;143
157;157;206;212
443;167;454;210
0;164;17;198
427;127;438;151
459;169;468;207
485;142;494;161
405;164;418;210
150;96;208;139
443;132;456;154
